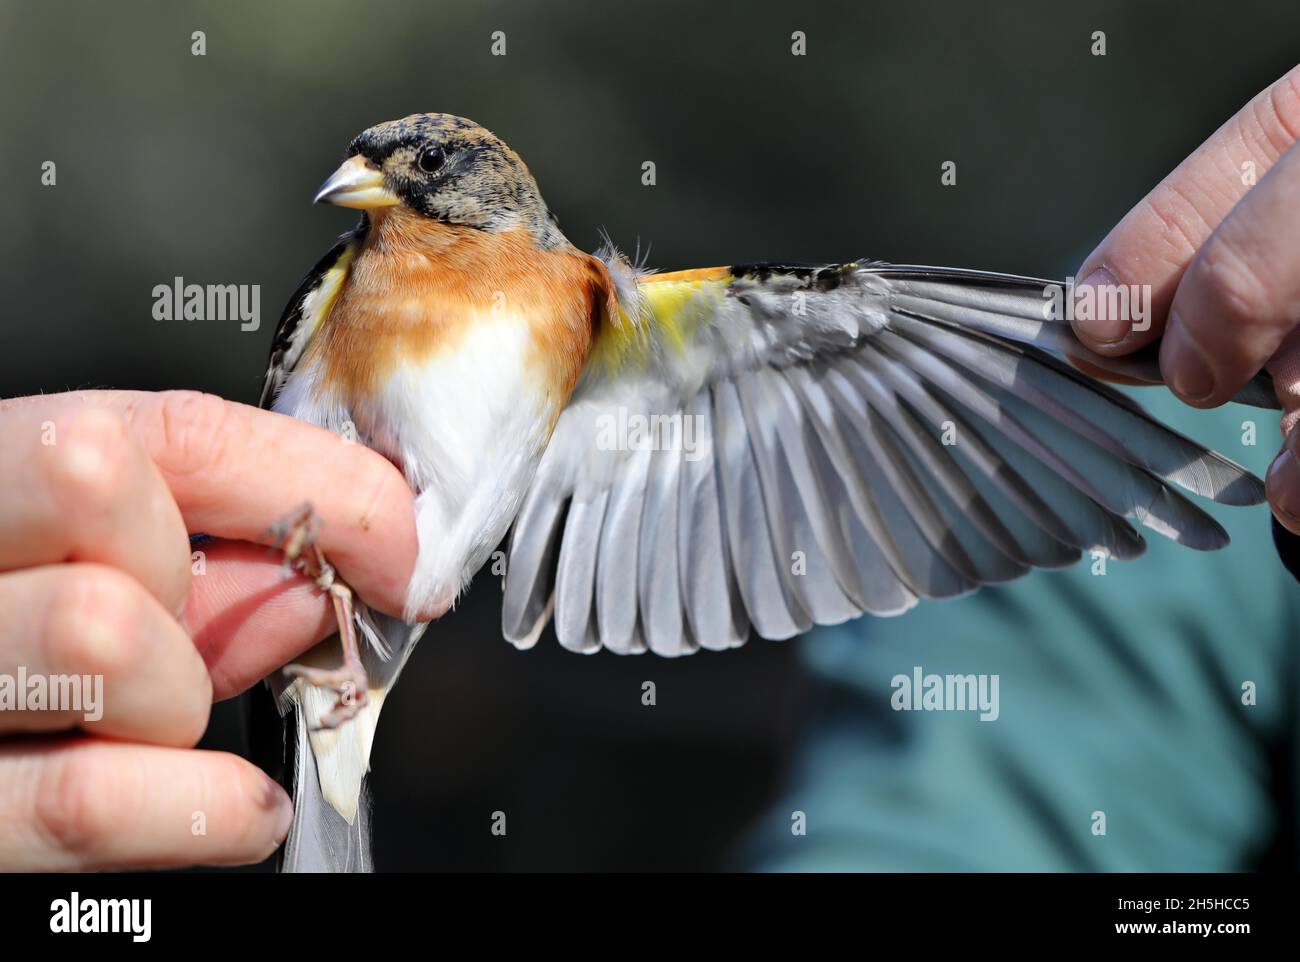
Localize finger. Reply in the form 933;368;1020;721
183;539;337;700
0;564;212;747
0;736;290;870
0;390;420;619
1160;142;1300;406
0;404;191;616
1266;328;1300;437
1267;428;1300;535
1072;65;1300;353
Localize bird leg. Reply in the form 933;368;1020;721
268;502;370;729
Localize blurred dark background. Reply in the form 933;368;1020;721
2;0;1297;870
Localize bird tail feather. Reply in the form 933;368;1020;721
259;610;425;873
281;708;374;872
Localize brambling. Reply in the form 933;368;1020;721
256;113;1277;871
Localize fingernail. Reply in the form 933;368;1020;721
1267;448;1300;526
1161;322;1215;403
1074;267;1131;344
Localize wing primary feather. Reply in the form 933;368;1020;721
787;364;972;599
785;367;919;614
857;351;1081;567
844;354;1037;572
885;311;1263;507
808;364;980;594
873;329;1146;558
818;362;988;584
875;328;1224;554
863;266;1277;409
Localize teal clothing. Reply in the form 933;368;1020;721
748;392;1299;871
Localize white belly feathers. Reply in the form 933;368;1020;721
275;314;559;621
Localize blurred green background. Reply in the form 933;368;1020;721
1;0;1297;870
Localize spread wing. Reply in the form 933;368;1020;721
501;260;1276;657
259;226;364;410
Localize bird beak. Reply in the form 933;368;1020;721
313;155;399;209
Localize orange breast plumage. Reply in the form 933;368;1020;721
307;208;610;420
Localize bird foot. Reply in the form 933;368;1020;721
268;501;327;585
283;659;369;729
269;502;371;730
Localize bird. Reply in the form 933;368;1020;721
255;112;1279;872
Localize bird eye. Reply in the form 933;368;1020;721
417;146;446;174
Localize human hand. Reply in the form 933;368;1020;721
0;390;417;869
1069;66;1300;532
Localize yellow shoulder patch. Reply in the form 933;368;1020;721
592;267;731;374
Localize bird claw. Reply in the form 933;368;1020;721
267;501;326;582
283;661;370;729
269;502;370;731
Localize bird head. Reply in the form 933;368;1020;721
313;113;563;247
